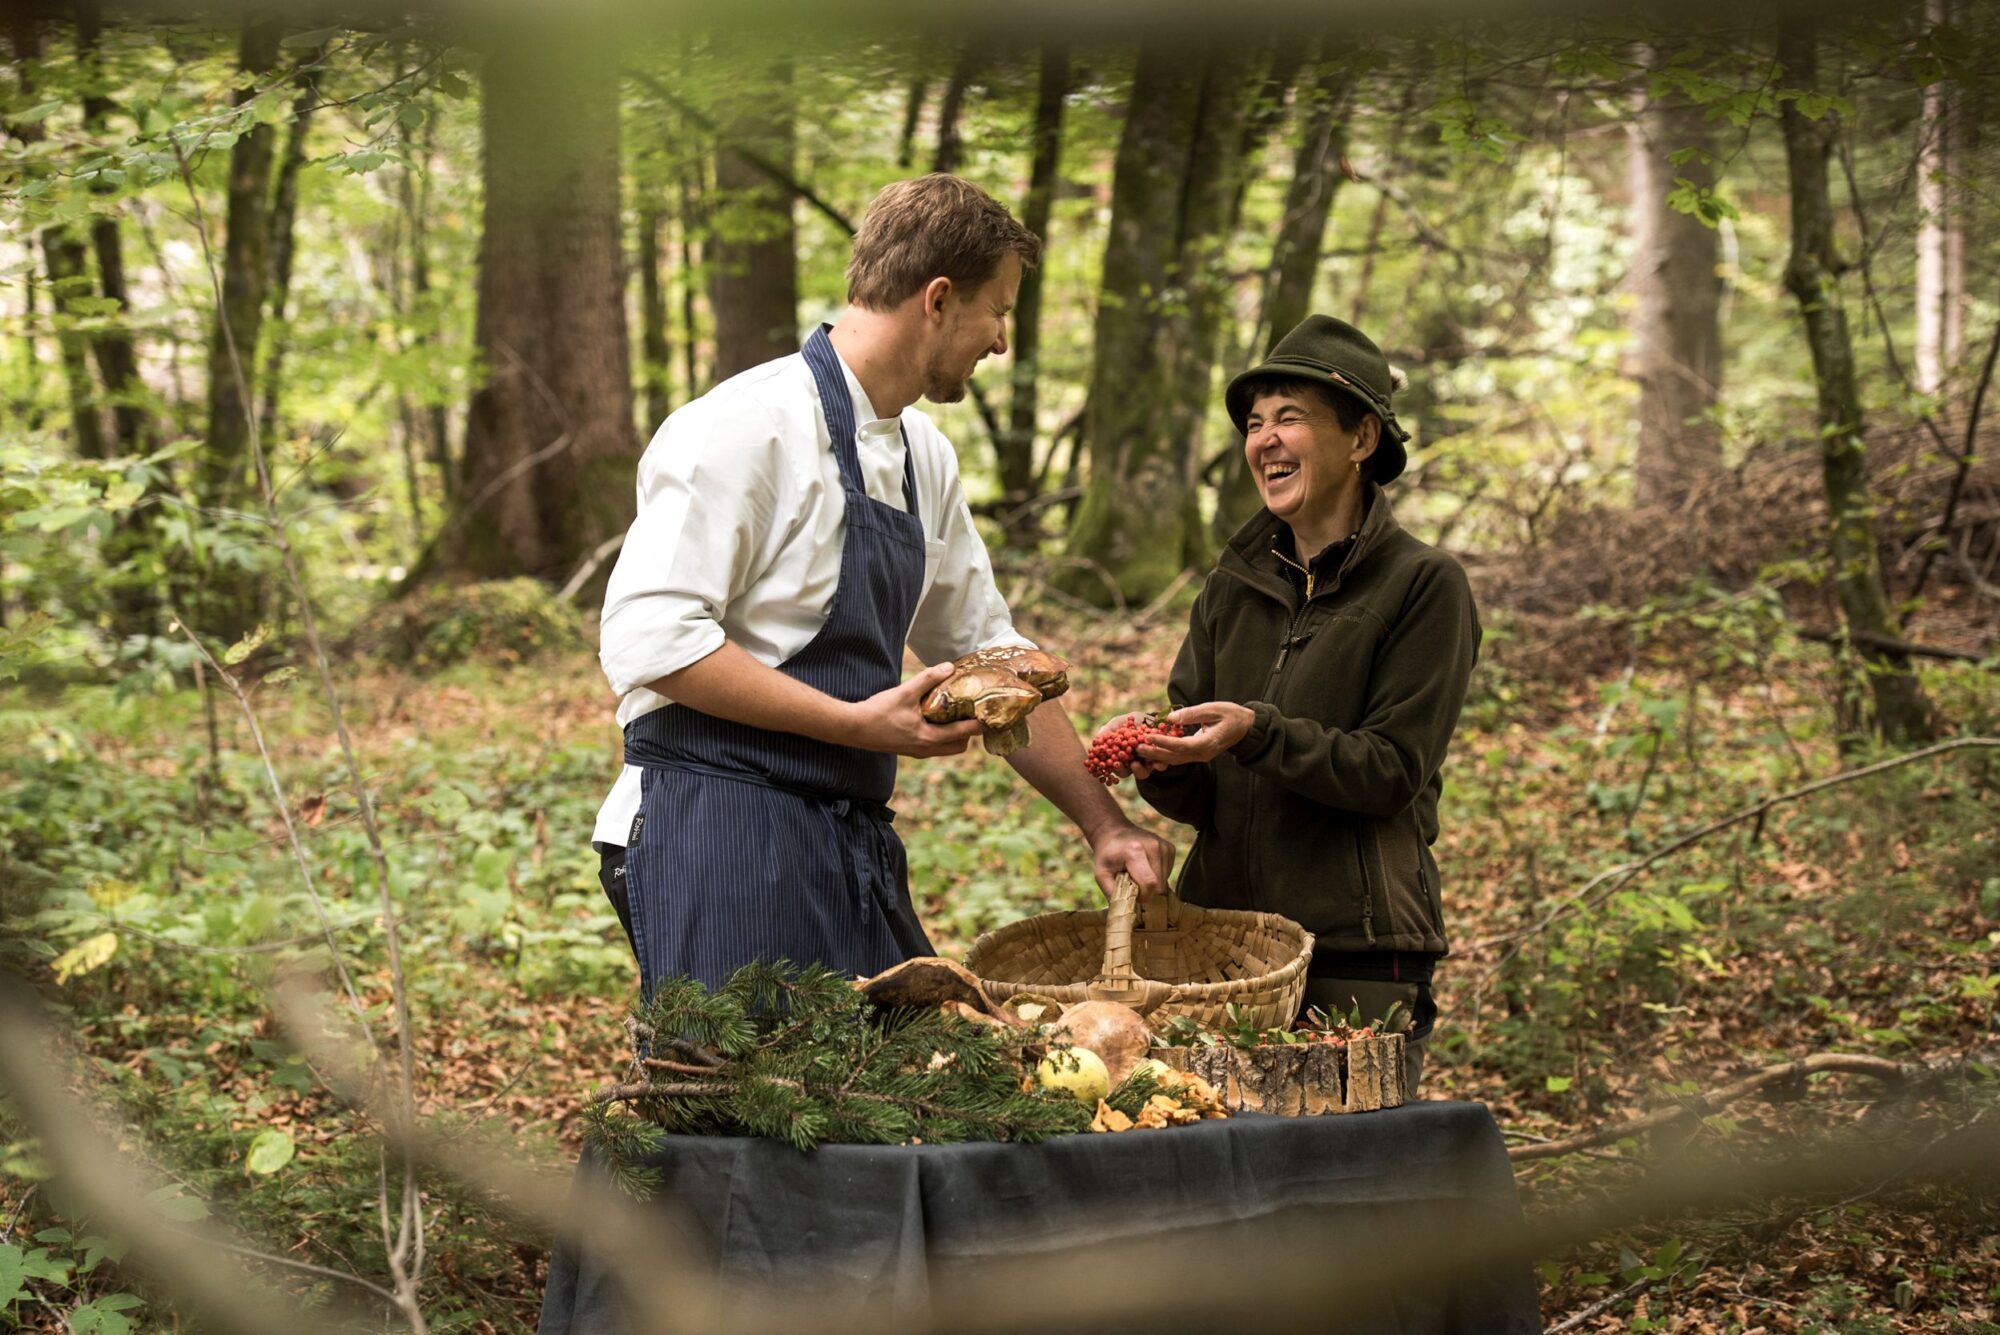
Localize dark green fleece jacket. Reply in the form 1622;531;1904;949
1137;486;1481;955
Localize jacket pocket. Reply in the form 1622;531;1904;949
1364;811;1440;944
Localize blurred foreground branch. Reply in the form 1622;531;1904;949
1508;1050;1991;1163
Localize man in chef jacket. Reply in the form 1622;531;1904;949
591;173;1173;995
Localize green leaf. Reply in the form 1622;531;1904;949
15;504;99;532
1545;1075;1573;1092
245;1127;296;1175
15;101;64;124
0;1244;25;1307
280;27;340;48
143;1185;209;1222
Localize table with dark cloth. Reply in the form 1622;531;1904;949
538;1100;1542;1335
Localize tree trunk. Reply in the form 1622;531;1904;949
410;105;453;502
7;19;108;462
997;43;1067;548
708;57;799;382
678;162;704;399
1776;11;1936;745
1060;42;1253;606
75;0;151;463
443;27;638;582
39;231;106;462
1915;0;1966;396
639;201;673;430
196;16;281;505
931;44;983;176
1215;61;1353;540
76;0;169;631
257;46;320;440
1628;43;1723;508
896;75;928;171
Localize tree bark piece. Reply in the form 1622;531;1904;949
1776;13;1935;745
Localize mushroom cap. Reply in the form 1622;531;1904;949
951;646;1071;700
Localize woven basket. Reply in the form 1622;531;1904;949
963;875;1313;1031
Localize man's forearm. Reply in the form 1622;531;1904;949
643;641;853;745
1006;700;1133;843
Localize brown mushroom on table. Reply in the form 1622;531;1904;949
919;647;1070;756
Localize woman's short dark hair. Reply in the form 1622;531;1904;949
1241;376;1381;478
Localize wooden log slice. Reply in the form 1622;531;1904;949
1157;1045;1345;1115
1343;1034;1407;1112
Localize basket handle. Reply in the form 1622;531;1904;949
1086;874;1175;1015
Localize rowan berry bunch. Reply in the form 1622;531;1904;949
1084;712;1188;785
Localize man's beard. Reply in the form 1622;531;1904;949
920;347;970;404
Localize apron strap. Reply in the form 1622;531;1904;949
805;324;920;520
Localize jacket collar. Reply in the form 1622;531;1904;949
1217;483;1401;606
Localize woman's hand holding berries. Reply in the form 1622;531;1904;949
1085;712;1189;785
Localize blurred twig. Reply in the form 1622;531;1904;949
1467;736;2000;957
1507;1052;1924;1163
172;128;431;1333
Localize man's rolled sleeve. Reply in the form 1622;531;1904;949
597;405;794;697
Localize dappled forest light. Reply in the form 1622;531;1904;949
3;2;1998;1332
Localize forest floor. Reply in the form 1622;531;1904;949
2;596;1997;1333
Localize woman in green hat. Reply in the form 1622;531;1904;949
1103;314;1482;1094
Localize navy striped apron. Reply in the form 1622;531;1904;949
619;326;935;996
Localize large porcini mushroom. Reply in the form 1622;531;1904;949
919;647;1070;756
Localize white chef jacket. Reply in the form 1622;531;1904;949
592;347;1031;845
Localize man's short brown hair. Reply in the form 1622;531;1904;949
845;174;1041;311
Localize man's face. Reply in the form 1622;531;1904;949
920;254;1022;405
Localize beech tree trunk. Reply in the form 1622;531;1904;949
1060;42;1253;606
1777;12;1936;745
444;29;637;582
1915;0;1966;396
708;57;799;382
997;43;1067;547
1628;44;1723;508
1215;61;1353;540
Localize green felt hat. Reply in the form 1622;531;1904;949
1225;315;1411;482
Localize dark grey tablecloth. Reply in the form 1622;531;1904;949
538;1100;1541;1334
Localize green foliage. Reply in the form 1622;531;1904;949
352;578;587;670
590;962;1090;1166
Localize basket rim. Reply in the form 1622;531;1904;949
963;902;1315;998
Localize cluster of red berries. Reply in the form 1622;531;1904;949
1084;713;1188;785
